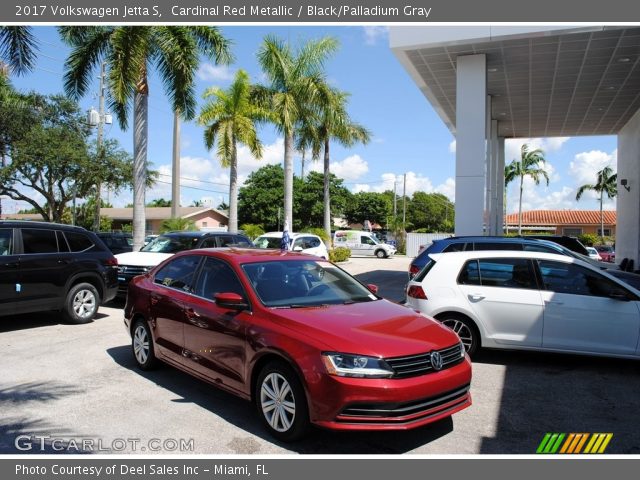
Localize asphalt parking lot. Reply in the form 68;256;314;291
1;255;639;454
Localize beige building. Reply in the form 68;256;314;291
505;210;616;237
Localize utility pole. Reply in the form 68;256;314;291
171;111;180;219
402;173;407;231
393;179;397;221
93;62;106;232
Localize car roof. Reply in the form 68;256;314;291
429;250;582;264
159;231;244;238
171;247;324;264
0;220;93;233
258;232;317;238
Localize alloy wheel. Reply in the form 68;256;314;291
260;372;296;432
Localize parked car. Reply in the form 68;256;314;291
0;220;118;323
115;231;253;295
144;234;158;246
333;230;396;258
97;232;133;255
124;249;471;441
254;232;328;259
595;245;616;263
586;246;602;261
521;235;589;256
408;236;614;279
406;250;640;359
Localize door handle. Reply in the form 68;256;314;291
3;262;18;268
545;300;564;306
468;293;485;301
185;308;200;319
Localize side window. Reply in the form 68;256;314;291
538;260;630;298
0;229;13;255
154;255;201;292
21;228;58;254
199;238;217;248
233;236;252;247
361;236;376;246
194;257;244;300
56;231;70;252
458;260;481;285
216;235;236;247
523;244;557;253
308;237;321;248
64;232;94;252
443;242;466;253
473;242;523;251
476;258;536;289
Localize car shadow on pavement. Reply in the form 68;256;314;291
0;381;93;453
474;350;640;454
352;271;407;303
0;312;109;333
107;345;453;454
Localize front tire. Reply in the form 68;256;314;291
438;313;480;357
375;249;387;258
63;282;99;324
132;319;158;370
256;361;309;442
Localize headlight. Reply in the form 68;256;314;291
322;353;394;378
459;340;466;358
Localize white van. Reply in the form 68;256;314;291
333;230;396;258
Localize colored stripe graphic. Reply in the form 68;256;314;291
537;433;612;454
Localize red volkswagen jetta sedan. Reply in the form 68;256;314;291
124;249;471;441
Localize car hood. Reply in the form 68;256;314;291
269;300;459;357
115;251;173;267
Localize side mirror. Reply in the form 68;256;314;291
367;284;379;294
293;246;303;252
214;292;249;310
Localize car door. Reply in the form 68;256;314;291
358;235;377;256
457;258;544;347
0;228;18;316
182;257;250;395
537;259;640;355
14;228;68;314
149;255;203;364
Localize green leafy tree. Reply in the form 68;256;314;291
576;166;617;243
160;217;197;233
239;223;265;240
238;164;289;231
504;144;549;235
408;192;454;232
60;26;232;250
147;198;172;207
255;35;339;232
343;191;392;227
198;69;270;234
314;84;371;242
296;171;352;229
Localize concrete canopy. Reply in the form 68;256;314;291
391;26;640;138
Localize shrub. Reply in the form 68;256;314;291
240;223;265;240
329;247;351;263
300;227;330;243
578;233;599;247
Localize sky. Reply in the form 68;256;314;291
3;26;618;215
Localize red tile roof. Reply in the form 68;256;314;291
505;210;616;226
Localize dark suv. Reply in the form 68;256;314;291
0;221;118;323
114;231;253;294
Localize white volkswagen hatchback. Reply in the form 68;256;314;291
406;251;640;359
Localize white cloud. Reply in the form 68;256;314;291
197;63;235;83
568;149;617;207
449;140;456;153
309;154;369;181
505;137;570;163
362;26;389;46
435;177;456;201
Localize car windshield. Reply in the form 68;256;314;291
241;259;378;308
254;236;282;249
140;235;200;253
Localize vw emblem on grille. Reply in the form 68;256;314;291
430;351;443;370
118;266;126;273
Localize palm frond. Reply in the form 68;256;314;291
0;26;38;76
190;26;234;65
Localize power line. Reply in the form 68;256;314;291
156;173;228;187
154;179;227;196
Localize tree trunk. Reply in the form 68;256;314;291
600;189;604;243
323;137;331;247
132;90;148;251
518;174;524;235
228;138;238;233
283;131;294;231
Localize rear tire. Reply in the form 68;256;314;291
132;319;158;370
63;282;99;324
256;361;310;442
438;313;480;357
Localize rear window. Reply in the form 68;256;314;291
64;232;94;252
442;242;467;253
413;257;437;282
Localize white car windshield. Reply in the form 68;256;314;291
140;235;199;253
254;236;283;249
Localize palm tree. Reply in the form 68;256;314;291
315;84;370;242
0;26;38;76
295;118;320;178
576;166;617;243
504;144;549;235
256;35;338;231
60;26;232;250
160;217;197;233
197;69;269;233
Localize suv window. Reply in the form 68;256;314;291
458;258;536;289
0;228;13;255
194;257;245;299
154;255;202;291
22;228;59;254
473;242;522;251
216;235;237;247
523;243;557;253
64;231;94;252
442;242;467;252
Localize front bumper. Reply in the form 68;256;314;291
307;356;472;431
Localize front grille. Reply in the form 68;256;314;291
385;343;464;378
339;384;470;419
118;265;148;276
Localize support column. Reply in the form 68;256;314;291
496;137;505;234
617;108;640;266
455;54;487;236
